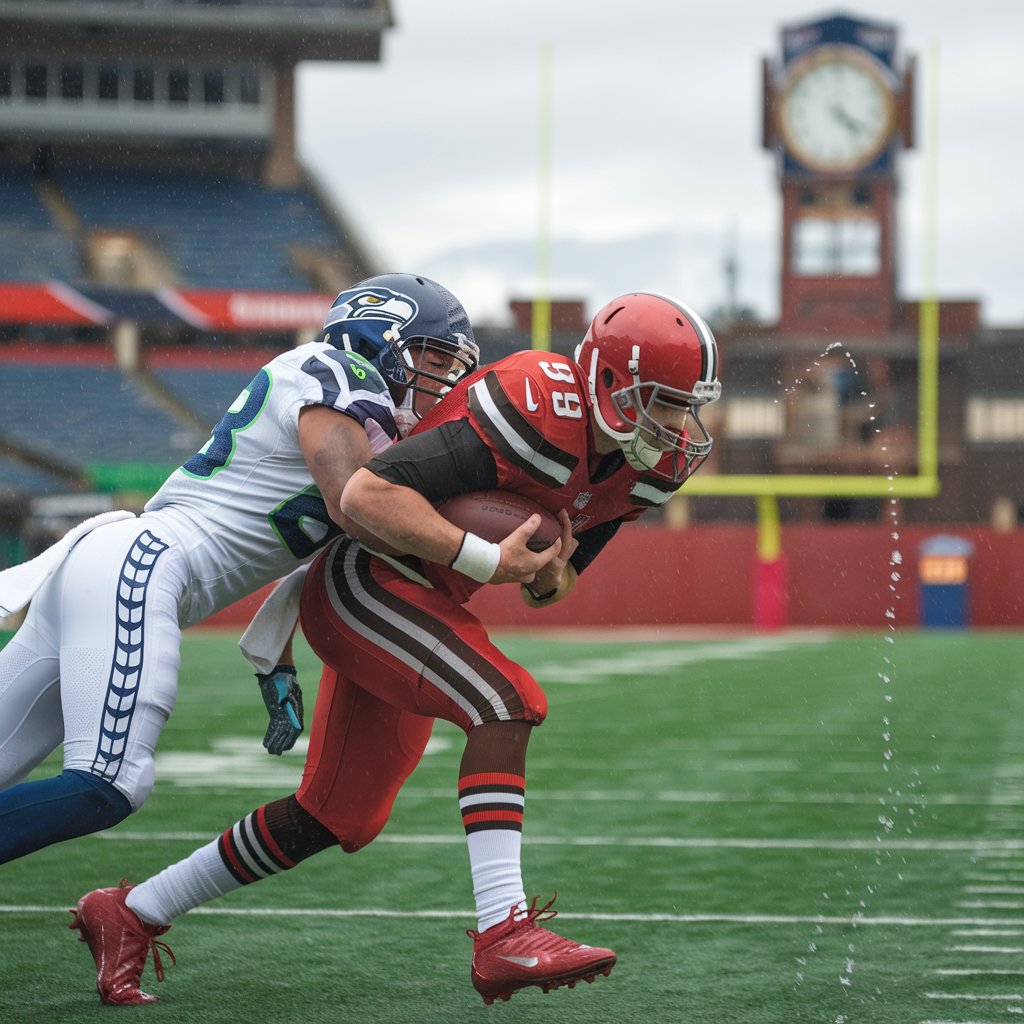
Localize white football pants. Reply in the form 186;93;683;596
0;516;187;809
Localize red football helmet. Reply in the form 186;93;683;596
575;292;721;482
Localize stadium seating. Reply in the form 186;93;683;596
0;166;54;232
0;363;205;469
56;169;342;291
0;456;68;498
0;167;77;282
150;366;255;430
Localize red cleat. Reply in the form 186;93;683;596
468;894;616;1005
68;879;176;1005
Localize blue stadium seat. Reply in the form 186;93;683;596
57;169;341;291
0;166;53;231
0;168;77;282
150;366;255;430
0;363;206;468
0;456;70;498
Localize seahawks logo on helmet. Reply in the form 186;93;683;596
321;286;420;385
323;287;418;340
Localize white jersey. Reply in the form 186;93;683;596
144;340;398;627
0;339;400;809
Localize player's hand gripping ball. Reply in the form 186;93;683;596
436;490;560;551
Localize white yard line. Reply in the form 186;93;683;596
944;946;1024;954
957;901;1024;911
930;969;1024;977
950;930;1024;937
914;756;1024;1024
89;831;1024;852
530;635;832;685
917;1015;1003;1024
924;993;1023;1001
3;905;1024;928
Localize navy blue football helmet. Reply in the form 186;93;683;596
318;274;478;401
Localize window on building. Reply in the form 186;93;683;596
725;398;786;439
203;69;225;104
966;398;1024;442
239;65;260;105
133;67;155;103
168;68;190;104
98;65;119;101
25;63;48;99
60;64;84;100
2;57;269;117
792;216;880;277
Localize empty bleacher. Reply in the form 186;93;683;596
149;365;257;431
0;456;69;498
0;166;77;282
56;169;342;291
0;362;207;469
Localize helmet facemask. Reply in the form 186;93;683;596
395;332;480;423
611;381;714;481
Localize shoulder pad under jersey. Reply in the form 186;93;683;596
465;351;587;488
298;347;390;400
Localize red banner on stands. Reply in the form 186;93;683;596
0;283;112;325
174;291;333;331
0;281;333;332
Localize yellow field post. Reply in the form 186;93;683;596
532;39;553;351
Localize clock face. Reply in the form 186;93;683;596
778;46;896;172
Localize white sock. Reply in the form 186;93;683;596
126;838;240;926
467;828;527;932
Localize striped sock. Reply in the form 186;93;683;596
459;771;527;933
126;796;333;925
218;804;298;884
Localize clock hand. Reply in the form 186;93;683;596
831;104;866;135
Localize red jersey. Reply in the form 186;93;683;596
410;350;679;600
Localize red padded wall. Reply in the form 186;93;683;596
204;524;1024;631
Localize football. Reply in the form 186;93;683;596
436;490;561;552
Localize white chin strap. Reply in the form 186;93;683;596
393;391;418;438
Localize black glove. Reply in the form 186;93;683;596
257;664;303;755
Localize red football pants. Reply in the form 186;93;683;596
295;537;547;849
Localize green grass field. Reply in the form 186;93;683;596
3;627;1024;1024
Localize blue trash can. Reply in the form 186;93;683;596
918;535;974;628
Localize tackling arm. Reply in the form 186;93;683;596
340;421;561;586
341;468;557;585
297;405;375;532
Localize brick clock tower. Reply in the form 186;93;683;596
763;14;914;334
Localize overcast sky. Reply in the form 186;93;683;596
295;1;1023;329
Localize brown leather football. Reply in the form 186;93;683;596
436;490;561;552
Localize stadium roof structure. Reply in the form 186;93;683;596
0;0;394;61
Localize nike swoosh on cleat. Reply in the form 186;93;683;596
498;955;540;968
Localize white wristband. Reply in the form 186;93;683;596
450;531;501;583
